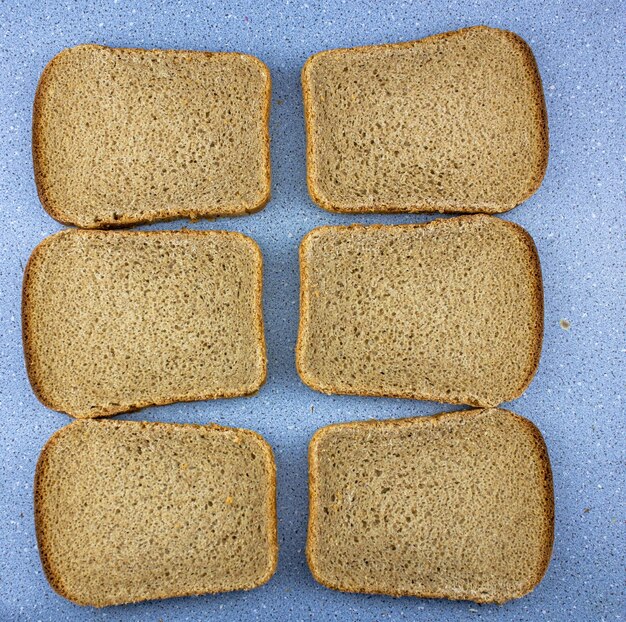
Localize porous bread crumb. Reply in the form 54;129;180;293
302;26;548;214
35;419;278;607
296;215;543;407
33;45;271;227
23;229;266;418
307;408;554;603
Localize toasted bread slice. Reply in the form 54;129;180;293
302;26;548;213
23;229;266;418
307;408;554;603
35;419;278;606
297;215;543;407
33;45;271;227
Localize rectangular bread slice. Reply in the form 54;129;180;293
302;26;548;213
23;229;266;418
297;215;543;407
35;420;278;606
307;408;554;604
33;45;271;228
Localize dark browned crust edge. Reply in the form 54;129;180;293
296;215;543;407
33;44;271;229
22;229;267;419
34;419;279;607
306;408;554;604
502;218;545;401
301;25;549;215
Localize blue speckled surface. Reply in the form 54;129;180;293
0;1;624;620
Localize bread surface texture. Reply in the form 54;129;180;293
23;229;266;418
33;45;271;227
302;26;548;213
35;419;278;606
297;215;543;407
307;408;554;603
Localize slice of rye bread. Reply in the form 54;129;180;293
302;26;548;214
296;215;543;407
307;408;554;604
35;419;278;606
33;45;271;228
22;229;266;418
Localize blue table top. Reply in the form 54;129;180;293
0;1;623;620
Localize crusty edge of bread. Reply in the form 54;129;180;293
22;229;267;418
34;419;279;607
306;408;554;604
33;44;272;229
301;25;549;214
295;215;543;407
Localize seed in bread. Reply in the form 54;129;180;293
35;420;278;606
307;408;554;603
33;45;271;227
302;26;548;213
23;229;266;418
297;215;543;407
